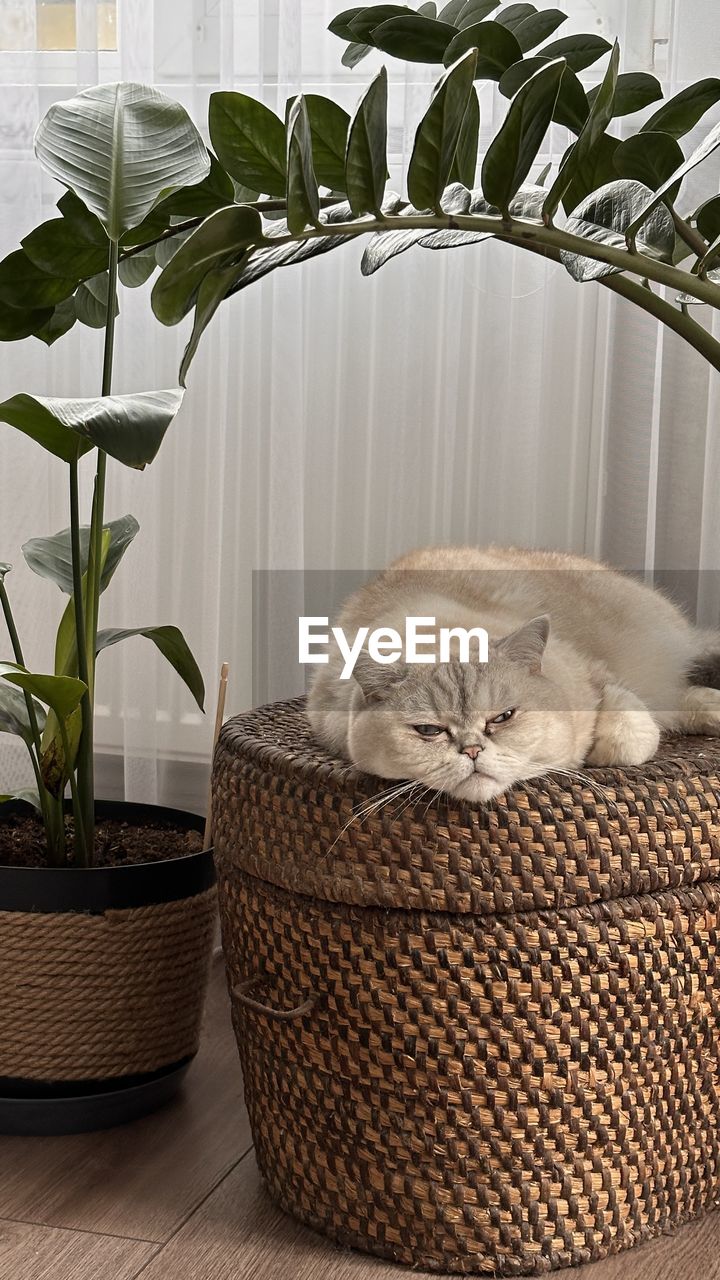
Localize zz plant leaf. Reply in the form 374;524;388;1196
345;67;389;217
209;92;286;196
97;626;205;711
481;58;564;216
407;49;478;212
543;40;619;220
286;97;321;234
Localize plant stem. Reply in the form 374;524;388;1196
77;237;119;863
118;197;341;261
266;212;720;310
0;579;66;859
59;715;87;865
69;458;91;862
672;208;708;260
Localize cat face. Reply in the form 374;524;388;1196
347;616;582;803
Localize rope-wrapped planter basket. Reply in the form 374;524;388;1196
213;697;720;1275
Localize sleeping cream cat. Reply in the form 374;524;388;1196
307;545;720;804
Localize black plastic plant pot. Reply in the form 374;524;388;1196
0;800;217;1136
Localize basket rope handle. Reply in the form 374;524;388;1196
233;976;317;1022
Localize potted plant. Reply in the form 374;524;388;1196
3;0;720;1135
0;85;222;1134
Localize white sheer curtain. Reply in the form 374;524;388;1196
0;0;719;809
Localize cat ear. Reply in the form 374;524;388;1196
353;650;408;703
496;615;549;673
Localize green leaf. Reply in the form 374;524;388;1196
348;5;411;41
0;249;77;310
443;20;522;79
35;82;210;243
362;183;471;273
0;682;46;745
407;49;478;211
208;92;286;196
0;390;183;469
345;67;388;217
613;131;685;198
22;514;139;596
303;95;351;190
512;8;565;51
626;121;720;246
642;78;720;140
155;151;236;218
419;2;438;14
537;33;611;73
34;297;77;346
341;41;373;68
179;262;245;387
225;199;378;298
500;56;588;133
370;14;456;62
56;189;106;240
544;39;619;219
0;665;86;723
286;97;320;234
494;4;536;33
0;393;93;463
0;304;54;342
561;132;620;214
695;195;720;244
22;216;107;283
97;627;205;712
587;71;662;118
151;205;263;325
481;58;564;216
0;788;42;812
74;279;111;328
449;87;480;186
328;7;367;40
456;0;500;25
438;0;469;21
561;178;675;282
118;247;157;288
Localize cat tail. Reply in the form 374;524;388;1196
687;630;720;688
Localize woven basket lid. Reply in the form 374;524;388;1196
212;697;720;916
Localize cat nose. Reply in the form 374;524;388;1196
461;743;484;759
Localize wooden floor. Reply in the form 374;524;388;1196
3;954;720;1280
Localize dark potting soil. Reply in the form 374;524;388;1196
0;813;203;869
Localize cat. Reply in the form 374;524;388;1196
307;545;720;804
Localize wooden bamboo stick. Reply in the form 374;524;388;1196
203;661;229;850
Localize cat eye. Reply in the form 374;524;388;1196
412;724;446;738
489;708;516;725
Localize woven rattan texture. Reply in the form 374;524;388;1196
0;887;217;1081
214;699;720;916
213;700;720;1274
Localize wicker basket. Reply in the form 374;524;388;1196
213;698;720;1276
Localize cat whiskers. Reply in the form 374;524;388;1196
522;759;620;813
320;779;421;862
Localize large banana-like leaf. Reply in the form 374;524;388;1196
0;683;47;745
0;391;183;469
0;664;86;723
23;514;139;595
34;83;210;243
97;626;205;711
0;788;41;812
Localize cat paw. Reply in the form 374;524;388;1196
680;686;720;734
586;684;660;767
